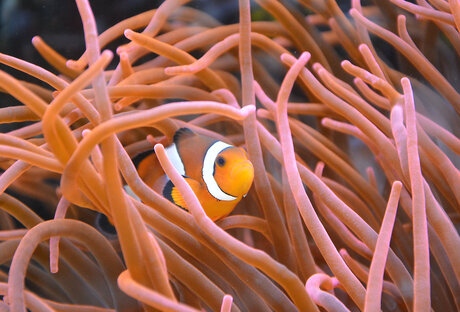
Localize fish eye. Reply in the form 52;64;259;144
216;156;225;167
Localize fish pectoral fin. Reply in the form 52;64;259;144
166;177;201;211
170;185;187;210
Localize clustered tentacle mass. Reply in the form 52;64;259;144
0;0;459;311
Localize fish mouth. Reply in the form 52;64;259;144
230;160;254;195
231;161;254;178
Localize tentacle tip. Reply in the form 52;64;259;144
358;43;369;51
81;129;91;137
400;77;410;85
320;117;332;126
221;294;233;307
312;62;322;72
67;59;86;71
340;60;352;69
393;180;403;189
146;135;158;146
315;161;325;176
280;53;295;64
414;14;425;21
153;143;165;154
223;294;233;301
66;59;77;69
101;49;114;60
240;104;256;117
297;51;311;65
124;29;134;39
31;36;41;45
397;14;407;22
280;52;290;62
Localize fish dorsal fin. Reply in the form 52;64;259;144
173;127;196;145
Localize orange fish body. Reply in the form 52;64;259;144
137;128;254;221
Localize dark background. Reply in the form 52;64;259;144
0;0;253;69
0;0;355;74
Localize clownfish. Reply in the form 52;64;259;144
135;128;254;221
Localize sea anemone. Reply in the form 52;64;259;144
0;0;459;311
